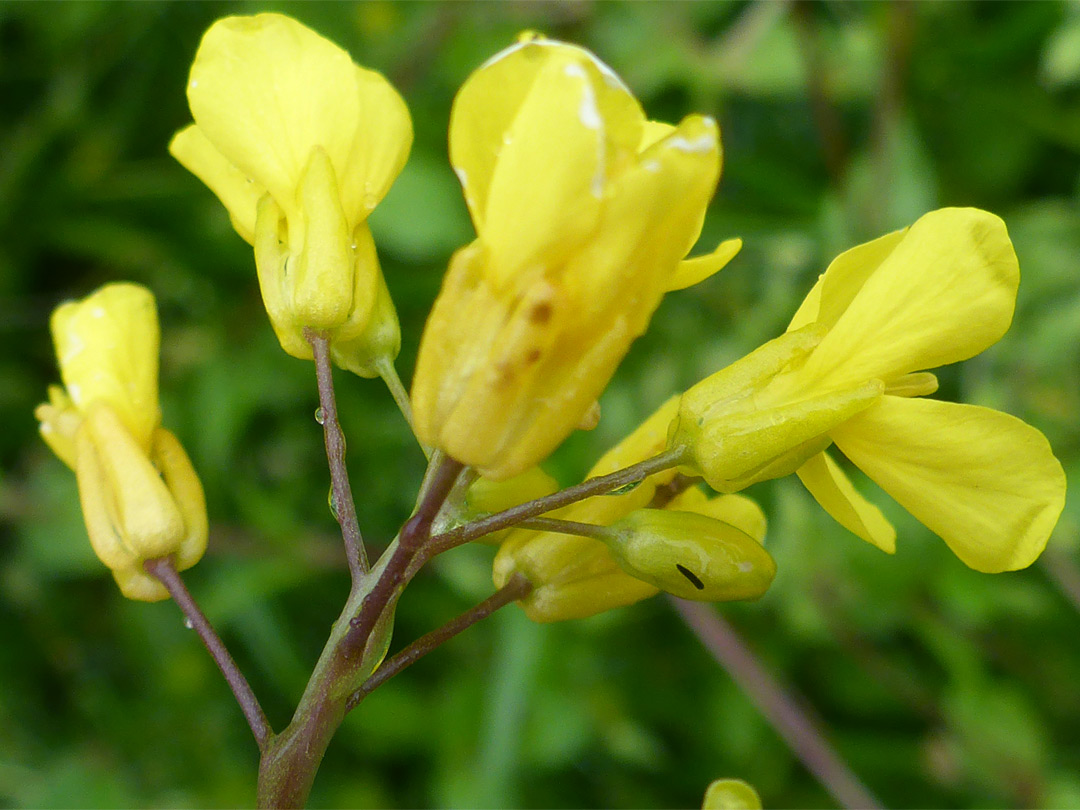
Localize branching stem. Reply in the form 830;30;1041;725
346;574;533;711
343;455;465;656
423;447;687;557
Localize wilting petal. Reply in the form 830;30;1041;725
796;450;896;553
169;124;263;242
797;208;1019;389
831;396;1066;572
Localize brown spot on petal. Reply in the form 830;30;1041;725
529;301;553;324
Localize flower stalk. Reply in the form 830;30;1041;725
144;556;272;751
306;329;369;579
346;574;534;711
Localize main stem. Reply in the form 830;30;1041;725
256;455;464;809
306;330;369;580
145;556;272;751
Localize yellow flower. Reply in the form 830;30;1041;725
411;33;741;480
35;284;208;601
672;208;1066;572
493;397;768;621
169;13;411;374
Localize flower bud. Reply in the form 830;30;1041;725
36;283;208;601
170;13;410;371
604;509;775;601
702;779;762;810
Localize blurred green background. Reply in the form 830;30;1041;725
3;1;1080;807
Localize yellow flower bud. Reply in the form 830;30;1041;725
170;13;411;371
36;284;208;601
493;396;699;622
412;34;740;480
604;509;775;602
666;487;766;545
43;283;160;455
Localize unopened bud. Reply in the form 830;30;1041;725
604;509;775;601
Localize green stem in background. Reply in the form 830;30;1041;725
306;330;369;580
669;597;883;810
145;556;272;752
346;574;533;711
423;447;688;557
375;356;415;430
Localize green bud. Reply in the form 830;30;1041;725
702;779;763;810
605;509;775;601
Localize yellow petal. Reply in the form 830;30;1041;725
187;14;411;230
830;396;1066;572
291;146;359;329
797;208;1019;389
796;450;896;553
152;428;208;572
50;283;161;450
787;228;907;331
450;36;643;234
667;238;742;292
562;114;721;316
83;405;185;562
478;54;610;284
168;124;263;243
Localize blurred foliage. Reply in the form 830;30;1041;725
2;1;1080;808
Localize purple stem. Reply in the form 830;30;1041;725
305;330;369;581
345;574;533;711
670;597;883;810
145;556;272;751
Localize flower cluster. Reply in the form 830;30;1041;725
40;13;1065;619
